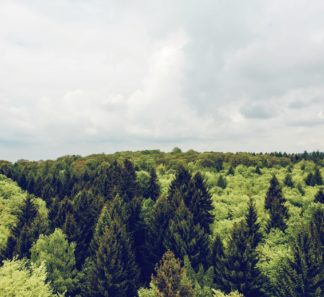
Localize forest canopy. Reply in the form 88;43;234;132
0;150;323;297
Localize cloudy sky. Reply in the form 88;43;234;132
1;0;324;161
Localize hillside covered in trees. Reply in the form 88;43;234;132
0;150;323;297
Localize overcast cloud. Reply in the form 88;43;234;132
1;0;324;161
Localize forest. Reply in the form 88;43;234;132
0;149;323;297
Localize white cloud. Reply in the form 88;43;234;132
0;0;324;160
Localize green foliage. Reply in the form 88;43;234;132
151;251;194;297
217;175;227;189
31;228;77;295
90;219;139;297
0;258;61;297
212;289;243;297
314;189;324;203
274;223;323;297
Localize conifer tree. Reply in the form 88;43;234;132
73;190;103;268
4;195;39;259
275;224;324;297
314;167;323;186
314;189;324;203
265;176;289;232
211;235;225;289
187;172;214;234
284;174;294;188
144;168;160;201
245;198;262;248
227;166;235;176
121;159;139;202
163;197;210;270
217;175;227;189
169;165;192;199
151;251;194;297
221;221;265;297
255;166;262;175
91;220;139;297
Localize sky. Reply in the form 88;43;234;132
1;0;324;161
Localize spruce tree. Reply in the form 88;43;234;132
121;159;139;202
187;172;214;234
144;168;160;201
275;224;324;297
255;166;262;175
4;195;39;259
314;189;324;203
221;221;265;296
313;167;323;186
245;198;262;248
168;165;192;199
73;190;103;268
265;176;289;232
151;251;194;297
227;166;235;176
217;175;227;189
163;197;210;270
91;220;139;297
284;174;294;188
211;235;225;289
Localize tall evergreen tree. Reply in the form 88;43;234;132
3;195;39;259
211;235;225;289
221;221;265;296
91;220;139;297
187;172;214;234
217;175;227;189
275;224;324;297
151;251;194;297
265;176;289;232
121;159;139;202
163;196;210;270
245;198;262;248
227;166;235;176
284;174;294;188
314;189;324;203
73;190;103;268
144;168;160;201
168;166;192;200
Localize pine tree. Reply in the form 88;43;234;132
217;175;227;189
211;235;225;289
73;190;103;268
255;166;262;175
284;174;294;188
275;224;324;297
313;168;323;186
245;198;262;248
306;172;315;186
187;172;214;234
221;221;265;297
227;166;235;176
121;159;139;202
144;168;160;201
169;165;192;199
163;197;210;270
4;195;39;259
265;176;289;232
91;220;139;297
314;189;324;203
151;251;194;297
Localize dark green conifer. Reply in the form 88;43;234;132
255;165;262;175
163;196;210;270
284;174;294;188
221;221;265;297
3;195;39;259
227;166;235;176
91;220;139;297
217;175;227;189
314;189;324;203
73;190;103;268
144;168;160;201
187;172;214;234
211;235;225;289
275;224;324;297
245;198;262;248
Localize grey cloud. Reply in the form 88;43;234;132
1;0;324;160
